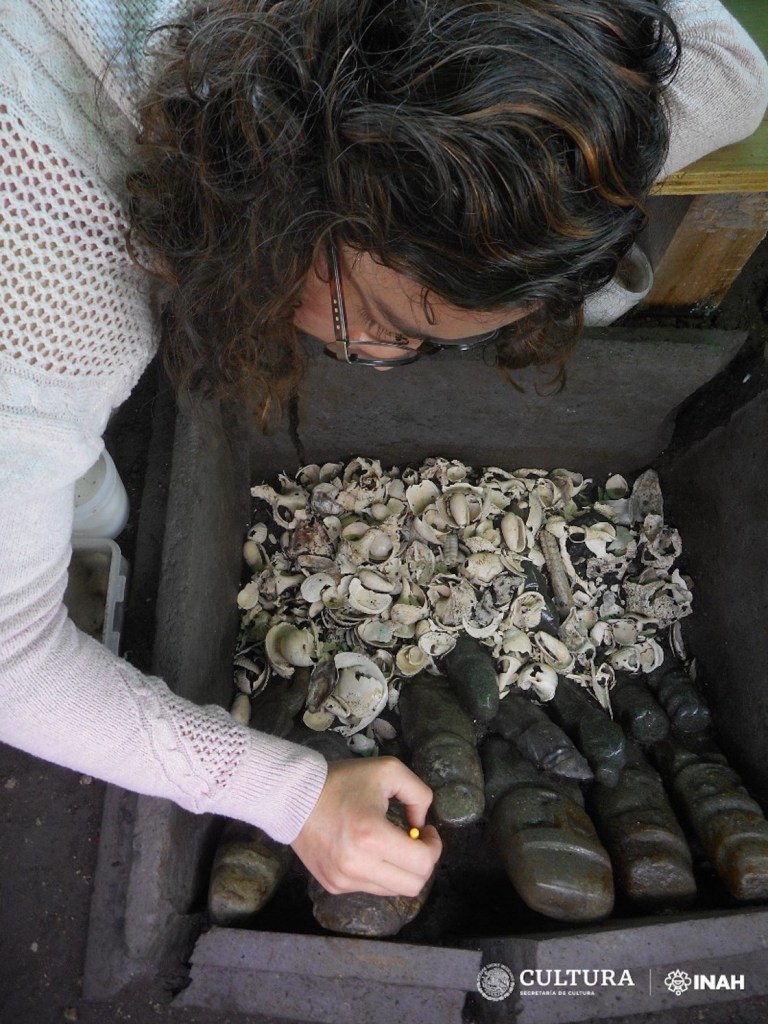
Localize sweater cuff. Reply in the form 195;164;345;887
214;729;329;844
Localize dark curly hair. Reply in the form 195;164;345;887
127;0;680;422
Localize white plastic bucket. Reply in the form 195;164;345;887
73;449;130;539
583;244;654;326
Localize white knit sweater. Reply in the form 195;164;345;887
1;0;766;844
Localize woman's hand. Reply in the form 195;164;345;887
290;756;442;896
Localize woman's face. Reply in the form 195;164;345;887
294;244;526;365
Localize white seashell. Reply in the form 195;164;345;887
392;621;418;640
356;618;396;648
463;613;503;640
371;649;395;680
413;515;445;546
637;638;665;672
300;572;337;604
499;551;526;575
237;580;262;611
430;577;477;628
525;491;543;538
248;522;269;544
341;520;369;542
532;631;575;673
367;529;395;563
406;479;440;515
534;478;559;508
438;484;484;529
583;522;617;558
395;645;430;676
608;524;635;555
461;551;504;585
387;477;406;500
669;620;687;663
274;572;304;597
610;617;642;647
590;620;614;647
559;607;598;651
322;515;343;543
516;662;558;701
330;652;388;735
230;692;251;725
507;592;546;631
242;539;266;570
347;733;377;756
347;577;393;615
309;483;346;517
303;708;335;731
273;493;307;529
500;511;526;553
549;469;588;502
604;474;629;498
233;654;269;695
496;655;522;697
369;501;391;522
390;581;429;625
265;622;315;678
417;630;457;658
405;541;436;585
590;663;616;712
608;646;641;673
500;628;532;656
372;718;398;742
319;461;343;482
297;464;321;488
448;492;470;528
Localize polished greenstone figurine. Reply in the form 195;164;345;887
612;672;670;745
548;675;626;786
652;733;768;901
589;738;696;909
443;634;500;724
489;688;593;781
399;671;485;827
647;662;712;735
482;735;614;922
208;820;293;926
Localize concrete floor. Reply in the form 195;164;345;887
2;238;768;1024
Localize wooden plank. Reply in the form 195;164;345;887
655;0;767;195
654;125;768;195
644;192;768;307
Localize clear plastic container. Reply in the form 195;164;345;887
64;538;129;655
73;449;129;539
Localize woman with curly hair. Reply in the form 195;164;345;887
1;0;766;896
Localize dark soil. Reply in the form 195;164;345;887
2;236;768;1024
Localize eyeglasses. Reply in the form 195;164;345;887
324;236;502;367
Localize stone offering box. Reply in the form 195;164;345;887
84;333;768;1023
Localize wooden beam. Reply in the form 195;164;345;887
644;192;768;308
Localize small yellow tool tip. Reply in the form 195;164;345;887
409;827;421;840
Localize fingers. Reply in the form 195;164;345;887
376;755;435;828
290;756;443;898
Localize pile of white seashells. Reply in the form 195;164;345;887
235;458;693;751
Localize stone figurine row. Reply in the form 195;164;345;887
208;638;768;937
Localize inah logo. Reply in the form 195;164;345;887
665;970;692;996
477;963;515;1001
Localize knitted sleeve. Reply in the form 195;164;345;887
661;0;768;177
0;110;327;842
0;2;327;844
